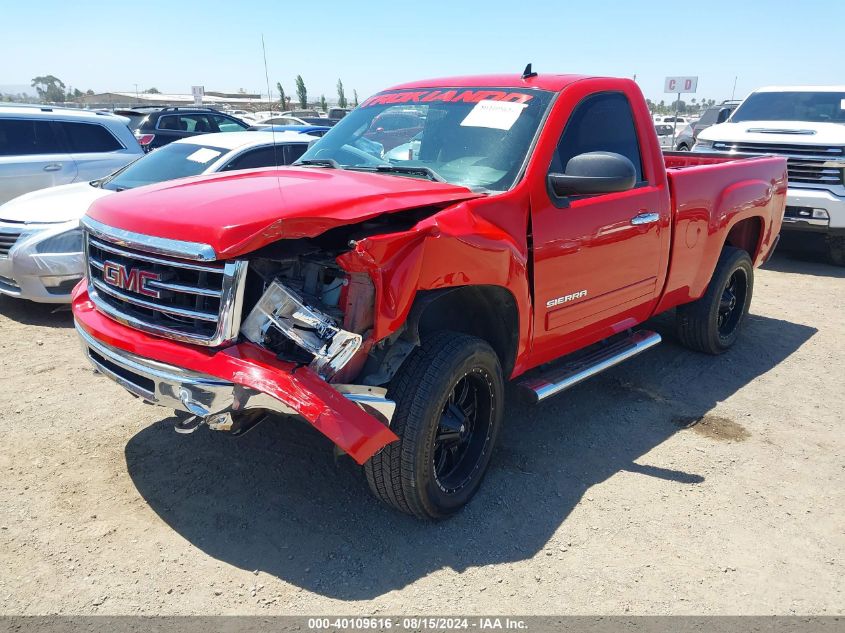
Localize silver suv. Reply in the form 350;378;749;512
0;105;143;205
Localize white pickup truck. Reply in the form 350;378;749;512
694;85;845;265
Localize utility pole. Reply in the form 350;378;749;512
134;83;139;104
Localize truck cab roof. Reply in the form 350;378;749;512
389;73;592;92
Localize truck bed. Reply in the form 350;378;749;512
654;152;787;314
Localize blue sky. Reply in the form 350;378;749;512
2;0;842;104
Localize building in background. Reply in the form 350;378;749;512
80;91;265;110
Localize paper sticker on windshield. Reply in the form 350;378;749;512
840;98;845;110
186;148;222;164
460;100;527;131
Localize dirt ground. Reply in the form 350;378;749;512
0;249;842;616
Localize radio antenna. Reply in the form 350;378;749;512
260;34;279;168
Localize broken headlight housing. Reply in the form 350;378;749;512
240;279;362;379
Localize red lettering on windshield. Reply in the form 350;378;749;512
361;89;535;107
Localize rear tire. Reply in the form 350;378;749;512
364;331;504;519
676;246;754;355
827;235;845;266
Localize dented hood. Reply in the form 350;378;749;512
84;167;482;258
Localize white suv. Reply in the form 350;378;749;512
0;105;143;206
694;86;845;265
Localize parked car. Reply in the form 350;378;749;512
72;72;785;518
248;124;332;137
254;115;308;126
281;110;322;118
653;115;691;125
675;101;740;150
298;117;339;127
112;107;163;130
673;124;694;151
362;110;424;150
130;107;250;152
654;123;675;149
328;107;352;120
694;85;845;264
0;131;314;303
0;104;143;206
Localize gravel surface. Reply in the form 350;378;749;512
0;250;842;615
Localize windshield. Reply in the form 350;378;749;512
297;87;554;191
731;91;845;124
101;142;228;191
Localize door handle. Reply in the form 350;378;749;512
631;212;660;226
43;163;63;172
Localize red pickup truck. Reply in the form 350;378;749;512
72;72;786;519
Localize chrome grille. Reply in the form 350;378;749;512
711;142;845;187
0;226;24;257
82;221;247;347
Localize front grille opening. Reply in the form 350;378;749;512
0;230;23;257
84;231;239;344
711;142;845;187
0;274;20;292
89;349;155;396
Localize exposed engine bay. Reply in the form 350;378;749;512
239;241;374;380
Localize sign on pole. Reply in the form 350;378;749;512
192;85;204;106
664;76;698;94
663;76;698;148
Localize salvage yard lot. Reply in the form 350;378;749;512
0;250;842;615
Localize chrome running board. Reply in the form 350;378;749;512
519;330;661;403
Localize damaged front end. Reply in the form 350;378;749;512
73;218;402;464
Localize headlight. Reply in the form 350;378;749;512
691;139;714;152
33;228;83;254
240;279;362;379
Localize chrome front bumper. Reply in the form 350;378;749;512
76;322;396;427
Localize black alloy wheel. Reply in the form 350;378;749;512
432;370;495;494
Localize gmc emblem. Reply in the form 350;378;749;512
102;261;161;299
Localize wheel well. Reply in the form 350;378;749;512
356;286;520;386
412;286;519;377
725;216;762;259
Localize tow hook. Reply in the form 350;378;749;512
173;412;234;434
174;414;205;434
174;388;233;434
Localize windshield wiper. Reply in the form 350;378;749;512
293;158;341;169
372;164;447;183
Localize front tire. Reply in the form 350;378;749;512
676;246;754;354
364;331;504;519
827;235;845;266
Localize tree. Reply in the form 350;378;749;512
31;75;66;102
276;82;287;110
85;89;94;96
319;94;327;112
144;87;160;94
336;78;347;109
295;75;307;109
353;89;359;108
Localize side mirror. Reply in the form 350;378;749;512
548;151;637;197
717;108;731;123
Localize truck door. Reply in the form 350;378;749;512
529;91;669;365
